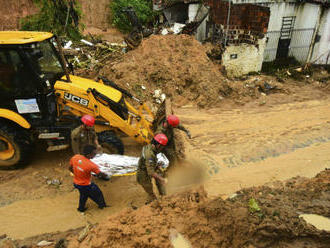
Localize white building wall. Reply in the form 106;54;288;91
232;0;296;4
266;2;296;31
222;38;267;77
294;3;320;29
233;1;325;64
289;3;321;62
189;3;209;42
262;2;321;63
311;7;330;64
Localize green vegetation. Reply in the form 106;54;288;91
20;0;83;40
249;198;265;218
109;0;155;32
248;198;261;213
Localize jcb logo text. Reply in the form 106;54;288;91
64;93;89;107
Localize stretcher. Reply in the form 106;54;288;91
91;153;169;177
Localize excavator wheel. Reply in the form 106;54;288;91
97;131;124;155
0;123;33;169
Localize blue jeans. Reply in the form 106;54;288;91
74;182;106;211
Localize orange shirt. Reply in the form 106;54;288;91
70;154;101;186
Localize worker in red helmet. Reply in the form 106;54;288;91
157;115;191;139
71;114;102;155
136;133;169;203
155;114;191;164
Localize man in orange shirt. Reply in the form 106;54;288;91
69;144;109;212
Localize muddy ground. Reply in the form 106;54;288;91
67;170;330;248
0;34;329;247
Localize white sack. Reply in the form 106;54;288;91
91;153;169;177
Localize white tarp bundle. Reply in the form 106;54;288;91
91;153;169;177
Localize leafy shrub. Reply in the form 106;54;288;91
110;0;155;32
20;0;83;40
248;198;261;213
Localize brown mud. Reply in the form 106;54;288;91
1;94;329;247
66;170;330;248
0;27;329;248
100;35;228;108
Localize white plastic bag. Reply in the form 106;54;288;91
91;153;169;177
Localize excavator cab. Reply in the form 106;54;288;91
0;31;156;168
0;36;62;126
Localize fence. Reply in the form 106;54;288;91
263;28;315;63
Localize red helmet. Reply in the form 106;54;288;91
81;115;95;127
167;115;180;127
154;133;168;146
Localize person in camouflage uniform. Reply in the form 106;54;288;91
155;115;191;164
71;115;102;155
136;133;168;202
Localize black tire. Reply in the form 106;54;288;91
97;131;124;155
0;123;33;169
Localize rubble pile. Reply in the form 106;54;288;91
68;170;330;248
96;35;297;108
62;38;126;77
64;35;329;108
223;75;288;104
99;34;229;108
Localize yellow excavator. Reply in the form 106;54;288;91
0;31;157;168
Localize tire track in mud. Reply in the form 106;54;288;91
0;98;329;240
178;99;330;175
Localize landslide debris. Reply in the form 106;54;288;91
67;169;330;248
72;34;329;108
99;34;229;108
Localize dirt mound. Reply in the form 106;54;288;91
98;34;297;108
0;0;37;30
100;34;229;108
67;170;330;248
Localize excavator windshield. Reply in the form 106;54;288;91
21;38;65;84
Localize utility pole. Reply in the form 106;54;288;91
224;0;231;46
306;5;324;65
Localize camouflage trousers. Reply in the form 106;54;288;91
136;168;166;201
163;147;177;165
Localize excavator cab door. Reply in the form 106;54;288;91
0;46;56;126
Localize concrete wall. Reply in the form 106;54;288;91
205;0;270;75
206;0;270;33
222;38;267;77
252;2;320;31
233;0;296;4
290;3;321;62
311;7;330;64
232;0;328;64
259;2;321;63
